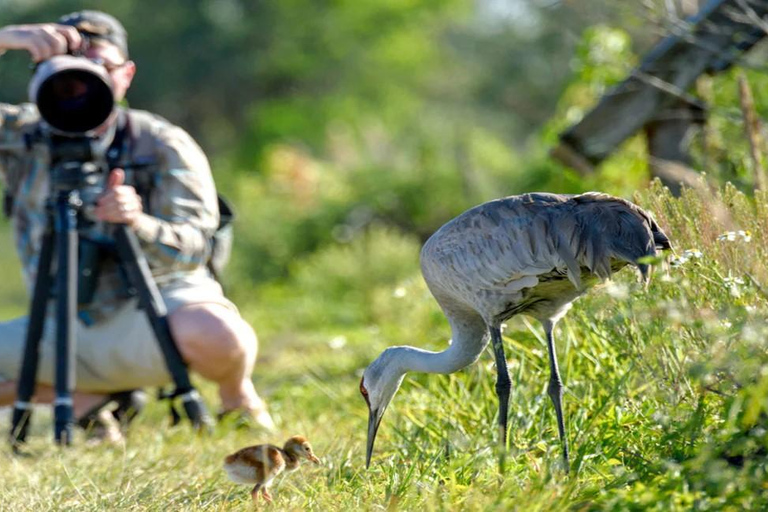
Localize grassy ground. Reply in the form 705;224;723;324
1;182;768;510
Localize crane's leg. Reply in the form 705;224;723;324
543;320;569;472
490;325;511;453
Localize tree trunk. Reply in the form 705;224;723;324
644;100;706;195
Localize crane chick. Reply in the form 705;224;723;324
360;192;671;471
223;435;320;503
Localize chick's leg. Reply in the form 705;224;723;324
250;484;262;502
261;488;273;502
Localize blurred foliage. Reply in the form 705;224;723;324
0;1;767;303
0;1;766;292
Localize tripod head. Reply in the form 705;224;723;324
43;134;106;217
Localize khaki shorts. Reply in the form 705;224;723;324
0;272;237;392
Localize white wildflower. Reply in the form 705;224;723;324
670;249;702;267
718;230;752;243
393;287;407;298
604;280;629;299
722;274;744;298
328;335;347;350
685;249;703;259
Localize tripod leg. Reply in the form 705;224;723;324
53;194;78;445
112;225;212;431
10;224;55;450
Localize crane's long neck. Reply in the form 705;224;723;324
396;313;488;375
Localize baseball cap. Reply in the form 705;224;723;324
57;10;129;58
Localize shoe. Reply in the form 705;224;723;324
80;408;124;445
77;390;147;440
109;390;148;425
218;404;276;432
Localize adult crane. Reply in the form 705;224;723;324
360;192;671;471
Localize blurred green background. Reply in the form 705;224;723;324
0;0;766;330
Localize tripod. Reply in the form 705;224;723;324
9;148;212;447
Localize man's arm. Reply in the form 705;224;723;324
113;124;220;271
0;103;39;203
135;125;219;269
0;23;81;62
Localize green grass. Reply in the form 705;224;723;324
0;221;26;320
2;181;768;510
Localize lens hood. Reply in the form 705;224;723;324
28;55;115;135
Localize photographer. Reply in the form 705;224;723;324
0;11;274;440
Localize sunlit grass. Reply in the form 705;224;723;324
1;182;768;510
0;222;26;320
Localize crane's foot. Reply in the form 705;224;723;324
497;423;508;476
561;448;570;475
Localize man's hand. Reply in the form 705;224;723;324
0;24;82;62
95;169;143;227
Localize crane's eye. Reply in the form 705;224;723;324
359;378;371;406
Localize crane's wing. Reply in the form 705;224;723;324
420;192;670;300
420;194;571;294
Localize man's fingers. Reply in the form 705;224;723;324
0;24;81;61
54;25;82;52
28;37;55;63
40;25;68;56
26;41;43;63
106;169;126;189
94;194;143;226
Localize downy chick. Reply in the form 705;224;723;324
223;435;320;503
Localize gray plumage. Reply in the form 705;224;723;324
361;192;671;471
421;192;670;325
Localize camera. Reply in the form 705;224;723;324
26;54;120;305
28;54;115;135
25;54;118;210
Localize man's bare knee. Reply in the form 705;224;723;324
169;304;257;370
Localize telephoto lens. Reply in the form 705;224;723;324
28;55;115;135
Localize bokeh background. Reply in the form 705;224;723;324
0;1;764;325
0;0;720;322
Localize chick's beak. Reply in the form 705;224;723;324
366;407;381;469
308;453;320;464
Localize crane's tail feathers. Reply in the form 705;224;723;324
651;219;672;251
637;263;651;286
556;231;583;290
568;194;672;284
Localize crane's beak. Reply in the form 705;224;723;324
366;407;382;468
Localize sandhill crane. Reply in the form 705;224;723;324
360;192;671;471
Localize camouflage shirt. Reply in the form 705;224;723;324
0;103;220;324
